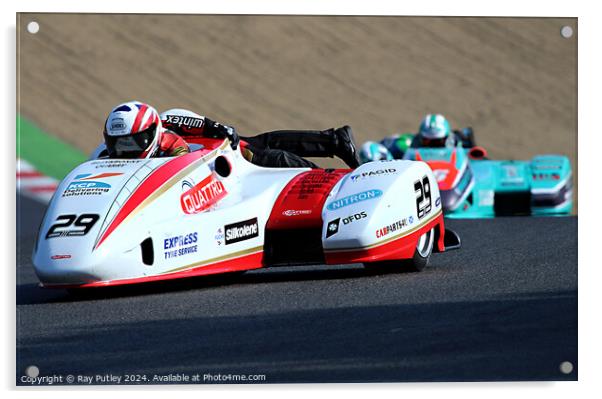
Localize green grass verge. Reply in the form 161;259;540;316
17;115;87;180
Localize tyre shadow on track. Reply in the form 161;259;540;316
16;263;420;305
16;289;577;383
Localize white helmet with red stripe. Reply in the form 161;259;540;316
103;101;163;158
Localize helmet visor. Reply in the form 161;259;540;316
105;124;157;158
421;137;447;148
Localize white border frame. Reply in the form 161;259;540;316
4;1;598;398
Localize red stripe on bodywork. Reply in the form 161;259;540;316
324;213;444;264
94;150;207;249
426;160;460;191
267;169;349;230
43;250;263;289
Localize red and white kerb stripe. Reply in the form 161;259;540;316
16;158;58;203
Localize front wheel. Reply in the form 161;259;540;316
409;227;435;271
365;228;435;273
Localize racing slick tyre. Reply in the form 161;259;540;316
365;228;435;273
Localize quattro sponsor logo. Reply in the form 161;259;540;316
180;175;227;214
225;218;259;245
164;232;198;259
350;168;397;181
375;216;413;239
62;173;123;197
326;189;382;211
283;209;312;217
326;218;340;238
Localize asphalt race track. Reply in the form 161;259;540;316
16;194;577;384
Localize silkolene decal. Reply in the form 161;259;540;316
224;217;259;245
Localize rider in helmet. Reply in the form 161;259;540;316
358;115;467;164
415;113;454;148
157;107;360;168
359;141;393;164
103;101;195;159
103;101;360;169
380;133;414;159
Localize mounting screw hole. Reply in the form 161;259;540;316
25;365;39;378
559;361;573;374
560;26;573;39
27;21;40;34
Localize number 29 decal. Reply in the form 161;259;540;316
45;214;100;239
414;176;432;220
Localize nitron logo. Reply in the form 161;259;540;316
326;189;382;211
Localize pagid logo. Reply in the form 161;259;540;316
350;168;397;181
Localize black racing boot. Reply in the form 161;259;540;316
334;125;360;169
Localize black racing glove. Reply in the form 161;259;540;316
222;124;240;150
206;119;239;150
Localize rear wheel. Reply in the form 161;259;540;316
365;228;435;273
